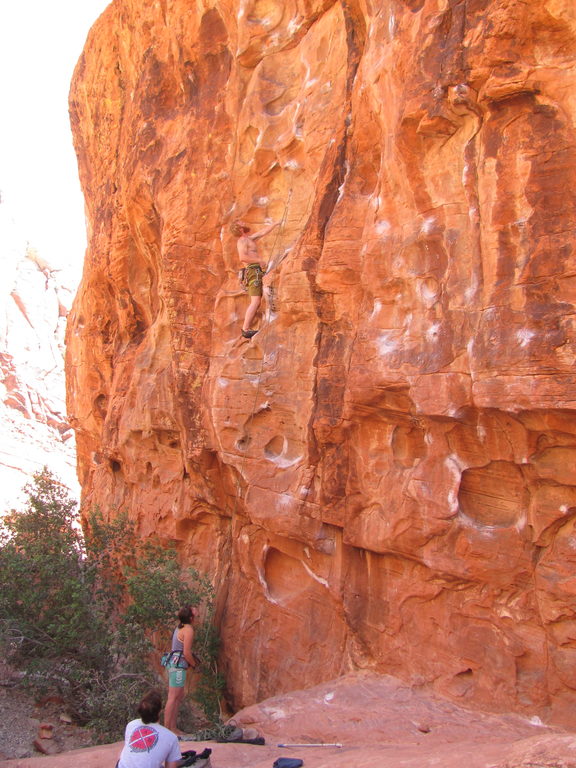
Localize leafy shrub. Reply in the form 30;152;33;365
0;468;224;742
0;469;95;660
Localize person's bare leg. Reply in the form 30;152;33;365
164;687;177;731
242;295;261;331
164;686;185;733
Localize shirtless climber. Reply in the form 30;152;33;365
230;219;278;339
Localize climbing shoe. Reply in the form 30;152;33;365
241;329;258;339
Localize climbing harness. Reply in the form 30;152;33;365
238;263;264;295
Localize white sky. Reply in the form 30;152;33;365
0;0;111;284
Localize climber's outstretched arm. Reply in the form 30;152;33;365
251;220;278;240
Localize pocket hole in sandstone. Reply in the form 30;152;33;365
110;459;121;473
458;461;527;527
236;436;251;451
448;667;475;696
263;547;313;603
455;668;473;678
158;430;180;448
264;435;285;459
94;393;107;416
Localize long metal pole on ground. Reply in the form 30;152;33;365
277;743;343;748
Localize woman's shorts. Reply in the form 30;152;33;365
168;665;187;688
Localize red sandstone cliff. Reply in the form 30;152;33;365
66;0;576;725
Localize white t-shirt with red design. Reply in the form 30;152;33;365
118;718;181;768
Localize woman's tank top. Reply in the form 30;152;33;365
171;627;189;668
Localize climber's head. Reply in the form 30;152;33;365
230;220;250;237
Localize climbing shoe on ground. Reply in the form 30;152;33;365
273;759;304;768
180;752;197;767
241;329;258;338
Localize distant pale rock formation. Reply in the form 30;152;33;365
0;200;79;509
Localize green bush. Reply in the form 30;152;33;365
0;469;100;661
0;468;224;742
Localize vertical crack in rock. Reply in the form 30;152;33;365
303;0;368;523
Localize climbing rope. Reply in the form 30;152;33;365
228;184;294;517
228;172;319;519
223;25;323;528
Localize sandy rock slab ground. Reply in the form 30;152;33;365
3;673;576;768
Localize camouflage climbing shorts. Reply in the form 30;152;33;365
240;263;263;297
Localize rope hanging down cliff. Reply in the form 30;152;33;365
231;187;293;337
227;187;294;519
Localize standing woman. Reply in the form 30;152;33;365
164;605;197;735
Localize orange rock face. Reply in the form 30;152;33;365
66;0;576;725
